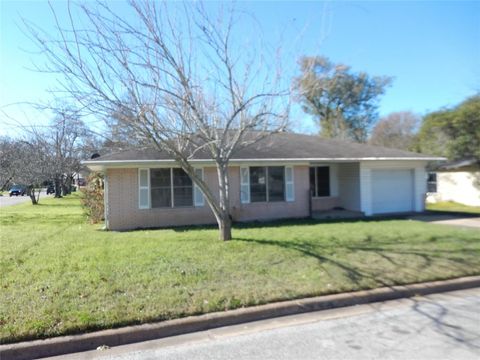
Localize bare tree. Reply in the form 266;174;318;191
4;138;51;204
49;107;88;197
102;106;150;152
0;137;18;191
369;111;419;150
25;0;289;240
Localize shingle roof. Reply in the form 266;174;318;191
86;132;443;164
437;158;479;170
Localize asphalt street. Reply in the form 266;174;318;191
50;288;480;360
0;190;51;207
0;194;32;207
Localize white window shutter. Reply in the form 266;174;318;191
285;166;294;202
138;168;150;209
193;168;205;207
240;166;250;204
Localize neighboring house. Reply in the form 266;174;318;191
84;132;443;231
427;159;480;207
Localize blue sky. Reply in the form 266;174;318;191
0;0;479;136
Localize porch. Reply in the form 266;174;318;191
308;162;362;216
307;160;426;217
311;208;365;220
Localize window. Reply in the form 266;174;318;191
310;166;330;197
151;169;172;207
172;168;193;207
149;168;194;208
250;166;285;202
250;167;267;202
427;172;437;193
268;167;285;202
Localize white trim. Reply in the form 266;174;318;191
170;168;174;208
103;173;109;229
193;168;205;207
240;166;250;204
285;166;294;202
329;164;339;197
138;168;150;209
84;156;445;167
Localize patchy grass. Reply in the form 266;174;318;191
1;194;479;344
427;201;480;214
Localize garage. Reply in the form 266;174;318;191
371;169;414;214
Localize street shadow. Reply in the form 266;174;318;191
407;295;480;350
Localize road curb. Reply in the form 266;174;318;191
2;275;480;360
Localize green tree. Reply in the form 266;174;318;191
294;56;392;142
416;95;480;160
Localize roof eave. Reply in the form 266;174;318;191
82;156;446;170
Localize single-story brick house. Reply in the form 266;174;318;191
84;132;443;231
427;158;480;207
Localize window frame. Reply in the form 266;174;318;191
249;166;286;203
310;166;331;198
138;168;151;209
427;172;437;193
140;167;200;209
150;168;173;208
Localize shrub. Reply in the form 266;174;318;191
80;172;104;223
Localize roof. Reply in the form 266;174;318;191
437;158;479;171
84;132;444;169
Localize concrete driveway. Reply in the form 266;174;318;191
410;213;480;229
429;217;480;229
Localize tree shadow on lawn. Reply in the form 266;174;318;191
235;236;480;290
168;216;420;234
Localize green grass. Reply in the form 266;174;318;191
427;201;480;214
1;194;479;344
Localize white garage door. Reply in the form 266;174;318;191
371;169;414;214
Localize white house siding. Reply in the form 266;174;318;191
435;171;480;207
359;160;427;215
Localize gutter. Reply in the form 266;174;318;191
83;157;446;171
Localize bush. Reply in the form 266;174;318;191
80;173;104;224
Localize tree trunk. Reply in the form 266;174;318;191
27;186;38;205
54;177;62;198
66;176;72;194
63;175;73;195
0;176;13;192
218;215;232;241
216;163;232;241
183;160;233;241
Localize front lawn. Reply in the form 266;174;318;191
427;201;480;214
1;194;479;344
